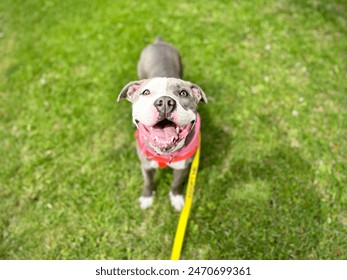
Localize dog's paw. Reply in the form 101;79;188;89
169;191;185;211
139;196;153;209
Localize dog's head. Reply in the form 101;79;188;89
118;77;207;154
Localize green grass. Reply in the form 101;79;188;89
0;0;346;259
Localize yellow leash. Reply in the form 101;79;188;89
170;135;201;260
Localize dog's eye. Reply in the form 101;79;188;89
179;90;188;97
141;89;150;95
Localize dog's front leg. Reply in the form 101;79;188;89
169;167;189;211
139;167;156;209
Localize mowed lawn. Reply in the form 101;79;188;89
0;0;346;259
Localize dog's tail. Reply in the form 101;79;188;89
154;36;165;44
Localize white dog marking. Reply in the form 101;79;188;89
132;77;196;127
139;196;153;209
169;191;185;211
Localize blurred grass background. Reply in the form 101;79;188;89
0;0;346;259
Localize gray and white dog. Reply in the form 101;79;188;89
118;37;207;211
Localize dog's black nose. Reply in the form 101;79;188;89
154;96;176;116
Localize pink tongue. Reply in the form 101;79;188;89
152;125;178;142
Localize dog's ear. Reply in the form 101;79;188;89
117;80;145;103
190;83;208;104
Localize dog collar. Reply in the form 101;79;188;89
135;114;201;168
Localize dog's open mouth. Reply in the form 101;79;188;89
136;119;195;154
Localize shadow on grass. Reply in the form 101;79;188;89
198;102;234;172
191;143;335;259
292;0;347;32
